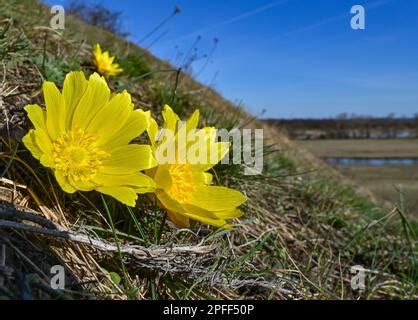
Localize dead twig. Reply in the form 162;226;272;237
0;205;216;263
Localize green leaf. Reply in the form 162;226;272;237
109;271;121;285
127;287;139;299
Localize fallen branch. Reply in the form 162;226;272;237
0;205;216;264
0;204;290;294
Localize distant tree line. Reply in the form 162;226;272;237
264;114;418;140
66;0;129;38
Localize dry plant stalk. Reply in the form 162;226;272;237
0;204;217;268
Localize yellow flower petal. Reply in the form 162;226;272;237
214;208;243;219
146;111;159;147
212;142;230;163
197;142;230;171
173;108;200;139
101;144;157;174
93;43;102;56
93;43;123;77
156;190;185;214
189;186;246;211
71;73;110;130
162;104;180;134
68;176;97;191
34;128;52;155
62;71;88;129
104;109;149;150
93;172;155;192
184;109;199;133
187;127;229;168
181;203;219;219
153;165;173;191
43;81;65;139
203;172;213;185
145;106;247;228
167;211;190;228
22;130;42;159
182;211;229;228
40;154;55;168
96;186;138;207
24;104;46;130
23;71;153;204
55;171;76;193
175;109;200;163
87;90;133;145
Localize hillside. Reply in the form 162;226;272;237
0;0;416;300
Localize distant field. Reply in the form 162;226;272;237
296;139;418;218
335;165;418;217
296;139;418;158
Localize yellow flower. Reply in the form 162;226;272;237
93;43;123;77
146;105;246;228
22;71;157;206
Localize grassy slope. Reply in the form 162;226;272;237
0;0;416;299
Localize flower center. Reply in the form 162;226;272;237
52;129;109;181
95;56;114;74
168;164;195;203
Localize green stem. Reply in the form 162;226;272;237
170;68;181;105
101;195;129;293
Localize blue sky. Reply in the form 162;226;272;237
44;0;418;118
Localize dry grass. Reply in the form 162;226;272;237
334;165;418;219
